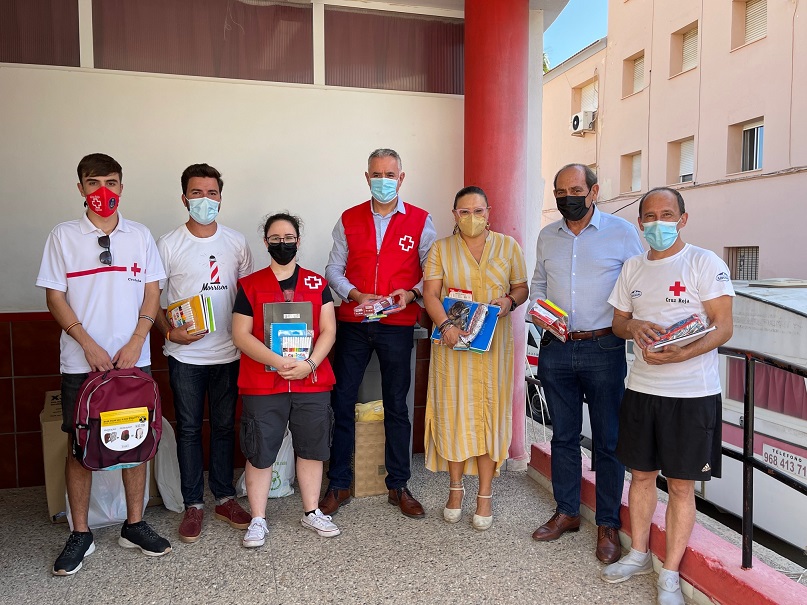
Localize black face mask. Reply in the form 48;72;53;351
555;193;591;221
267;242;297;266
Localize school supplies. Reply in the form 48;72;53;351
650;313;716;350
353;295;402;321
263;302;314;371
529;299;569;342
74;368;161;471
430;297;500;353
166;293;215;335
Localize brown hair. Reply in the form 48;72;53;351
181;163;223;196
77;153;123;182
262;212;302;238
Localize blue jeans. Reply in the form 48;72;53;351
168;357;240;506
536;333;626;527
328;321;414;490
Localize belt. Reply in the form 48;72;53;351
568;327;613;341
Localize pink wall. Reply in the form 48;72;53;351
542;0;807;279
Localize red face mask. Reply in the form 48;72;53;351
85;186;119;218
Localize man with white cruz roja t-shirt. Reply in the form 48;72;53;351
603;187;735;605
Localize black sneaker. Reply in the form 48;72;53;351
118;520;172;557
53;531;95;576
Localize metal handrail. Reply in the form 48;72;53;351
717;346;807;569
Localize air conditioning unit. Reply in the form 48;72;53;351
570;111;596;135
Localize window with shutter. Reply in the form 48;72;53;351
633;55;644;93
631;153;642;192
581;82;598;112
745;0;767;44
679;138;695;182
681;28;698;71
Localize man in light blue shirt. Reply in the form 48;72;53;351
529;163;644;564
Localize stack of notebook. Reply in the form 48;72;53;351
167;293;216;335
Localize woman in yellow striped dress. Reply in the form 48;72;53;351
422;186;528;531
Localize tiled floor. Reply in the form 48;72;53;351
0;454;660;605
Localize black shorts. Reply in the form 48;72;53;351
616;389;723;481
240;392;333;469
60;366;151;434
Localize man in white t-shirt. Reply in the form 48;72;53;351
603;187;735;605
37;153;171;576
156;164;254;543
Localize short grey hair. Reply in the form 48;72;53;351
553;163;597;190
368;148;402;171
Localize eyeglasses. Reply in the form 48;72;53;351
98;235;112;266
265;235;298;245
454;207;489;219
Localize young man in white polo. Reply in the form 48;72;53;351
156;163;254;543
37;153;171;576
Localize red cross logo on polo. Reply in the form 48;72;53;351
304;276;322;289
399;235;415;252
209;255;220;283
669;281;686;297
130;263;141;276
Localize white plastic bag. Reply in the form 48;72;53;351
154;417;183;513
66;465;150;530
236;426;295;499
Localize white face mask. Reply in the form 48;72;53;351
186;196;220;225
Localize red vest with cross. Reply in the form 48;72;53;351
237;265;335;395
336;200;428;326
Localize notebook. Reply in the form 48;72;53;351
263;302;314;371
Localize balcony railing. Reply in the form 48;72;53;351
718;346;807;569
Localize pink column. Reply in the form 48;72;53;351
464;0;530;461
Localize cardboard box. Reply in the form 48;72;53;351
41;390;68;523
40;391;161;524
351;420;387;497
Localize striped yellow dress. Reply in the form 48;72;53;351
424;231;527;475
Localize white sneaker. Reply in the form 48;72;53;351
601;548;653;584
242;517;268;548
657;570;684;605
301;509;341;537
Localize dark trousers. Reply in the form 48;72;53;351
327;321;414;490
168;357;240;506
536;333;627;528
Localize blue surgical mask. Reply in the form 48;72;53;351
187;196;220;226
370;177;399;204
642;219;681;251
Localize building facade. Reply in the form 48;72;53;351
542;0;807;280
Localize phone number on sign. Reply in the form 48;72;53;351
761;444;807;482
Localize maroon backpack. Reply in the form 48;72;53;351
73;368;162;471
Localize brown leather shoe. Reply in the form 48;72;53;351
388;487;425;519
531;512;581;541
318;488;351;516
596;526;622;563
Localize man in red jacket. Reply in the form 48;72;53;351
320;148;437;518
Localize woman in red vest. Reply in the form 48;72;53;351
232;213;339;546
